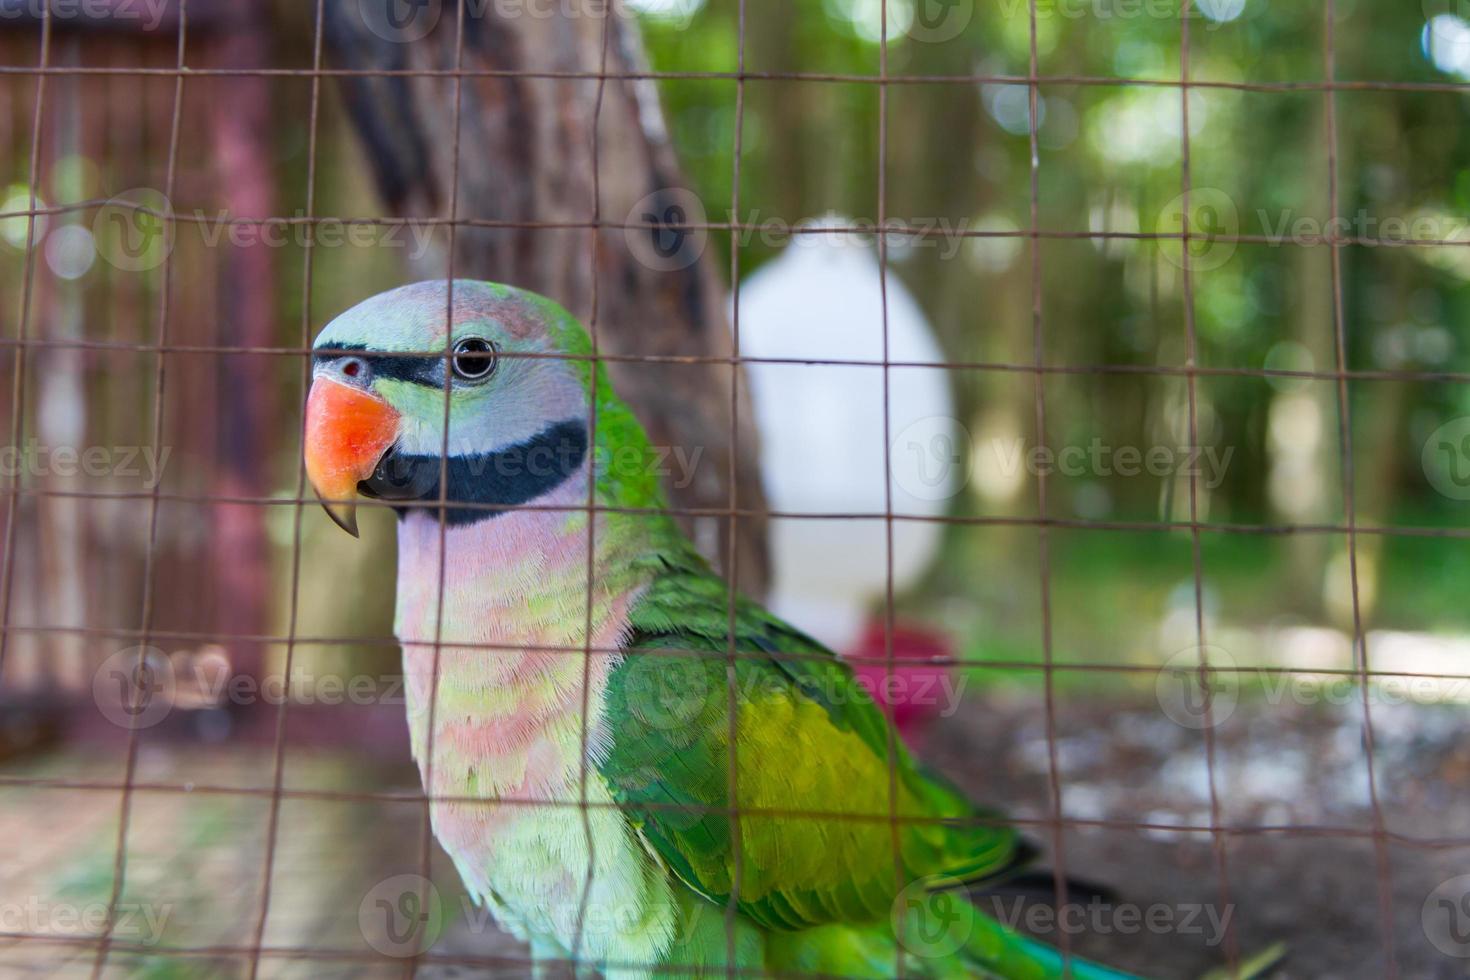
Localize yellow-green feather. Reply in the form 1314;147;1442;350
599;548;1028;934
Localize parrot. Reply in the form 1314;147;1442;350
302;280;1279;979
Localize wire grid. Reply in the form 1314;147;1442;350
0;0;1450;977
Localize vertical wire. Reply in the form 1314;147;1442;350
1177;2;1239;972
875;1;906;977
1025;0;1072;971
245;1;328;975
723;0;748;973
0;0;51;697
0;6;1435;979
570;0;614;970
91;3;189;976
413;0;472;977
1322;3;1398;975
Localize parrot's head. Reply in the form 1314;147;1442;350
304;280;594;536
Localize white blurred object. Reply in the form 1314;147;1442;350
735;219;960;651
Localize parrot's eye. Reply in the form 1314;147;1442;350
452;338;498;381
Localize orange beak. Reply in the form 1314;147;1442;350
304;376;401;537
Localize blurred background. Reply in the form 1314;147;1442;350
2;0;1470;976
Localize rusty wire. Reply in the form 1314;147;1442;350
0;2;1452;978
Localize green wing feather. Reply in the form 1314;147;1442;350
598;548;1028;933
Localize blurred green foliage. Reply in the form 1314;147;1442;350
637;0;1470;672
8;0;1470;686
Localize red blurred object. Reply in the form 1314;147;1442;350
843;620;957;742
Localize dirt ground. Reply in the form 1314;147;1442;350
3;689;1465;978
919;689;1470;980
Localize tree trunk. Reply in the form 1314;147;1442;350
322;0;769;598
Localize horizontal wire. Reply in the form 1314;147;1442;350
6;199;1470;254
0;771;1456;846
2;485;1465;543
7;619;1470;683
1;28;1461;977
2;336;1468;387
0;63;1467;95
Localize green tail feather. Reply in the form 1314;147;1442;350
896;888;1285;980
890;888;1140;979
1198;941;1288;980
964;916;1138;979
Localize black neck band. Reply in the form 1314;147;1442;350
360;419;589;527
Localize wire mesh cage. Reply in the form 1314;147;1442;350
3;0;1469;977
